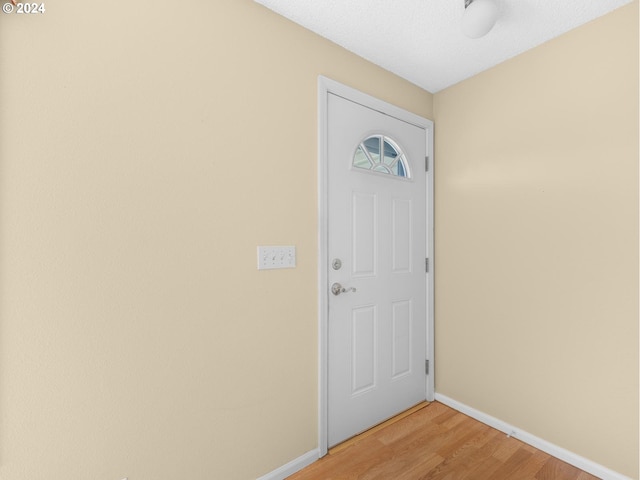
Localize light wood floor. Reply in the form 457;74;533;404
288;402;600;480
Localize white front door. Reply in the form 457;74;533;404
327;92;429;447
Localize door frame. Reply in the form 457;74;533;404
317;76;435;457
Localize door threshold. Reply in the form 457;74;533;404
328;401;430;455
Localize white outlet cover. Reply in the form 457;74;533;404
257;246;296;270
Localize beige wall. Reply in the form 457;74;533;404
433;2;639;478
0;2;432;479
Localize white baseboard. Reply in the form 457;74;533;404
434;393;633;480
256;449;320;480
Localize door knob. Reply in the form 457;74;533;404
331;282;357;296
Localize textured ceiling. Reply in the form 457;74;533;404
254;0;633;93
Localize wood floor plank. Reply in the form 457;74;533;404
287;402;600;480
430;407;459;425
436;416;488;458
506;449;551;479
490;447;534;479
492;435;524;463
455;430;518;480
459;454;503;480
535;457;583;480
377;408;446;447
330;402;429;455
425;428;504;480
576;472;601;480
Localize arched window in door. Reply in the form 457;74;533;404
353;135;410;178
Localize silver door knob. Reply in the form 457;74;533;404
331;282;357;296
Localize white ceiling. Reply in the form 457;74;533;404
254;0;633;93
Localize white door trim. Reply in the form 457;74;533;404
317;76;434;457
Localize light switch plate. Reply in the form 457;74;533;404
257;246;296;270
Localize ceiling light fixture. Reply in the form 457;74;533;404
461;0;498;39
